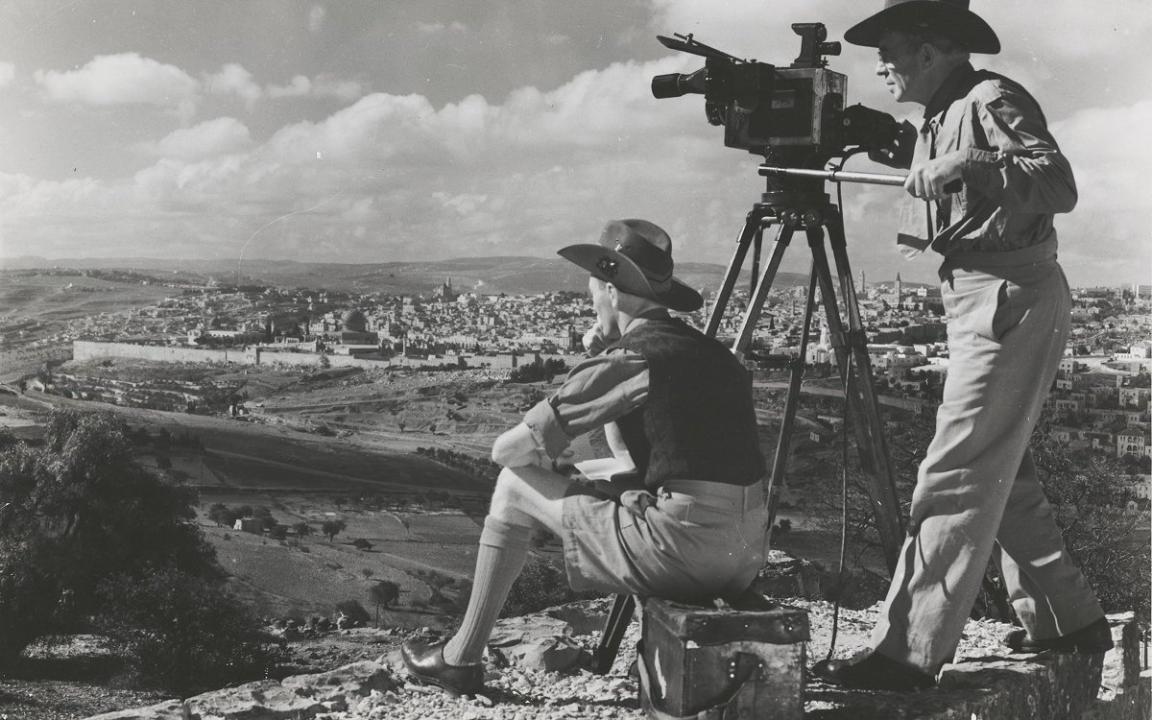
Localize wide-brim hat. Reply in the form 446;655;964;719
558;219;703;313
844;0;1000;54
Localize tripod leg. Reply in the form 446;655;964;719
732;223;793;357
824;210;904;561
765;264;818;533
591;594;636;674
750;224;763;296
706;211;765;338
806;224;904;573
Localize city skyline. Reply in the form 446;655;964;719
0;1;1149;287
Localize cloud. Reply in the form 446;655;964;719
3;1;1148;287
136;117;252;161
267;74;363;102
415;21;468;35
1050;100;1152;277
268;75;311;99
204;63;262;107
34;53;199;113
0;55;724;262
308;5;327;34
0;62;14;88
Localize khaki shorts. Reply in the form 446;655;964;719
560;479;769;600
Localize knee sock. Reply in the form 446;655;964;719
442;516;532;666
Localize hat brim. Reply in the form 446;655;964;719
558;244;703;313
844;2;1000;54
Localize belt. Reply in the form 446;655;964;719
939;238;1058;281
659;479;764;511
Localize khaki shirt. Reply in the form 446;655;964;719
897;62;1077;257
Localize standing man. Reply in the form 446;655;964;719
820;0;1111;691
402;219;769;695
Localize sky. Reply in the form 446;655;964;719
0;0;1149;286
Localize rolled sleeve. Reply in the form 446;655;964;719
523;399;568;459
523;350;649;459
974;88;1077;213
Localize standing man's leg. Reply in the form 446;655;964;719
993;449;1106;643
870;263;1077;673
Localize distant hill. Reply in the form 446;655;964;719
3;255;818;296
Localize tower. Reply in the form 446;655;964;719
895;272;903;308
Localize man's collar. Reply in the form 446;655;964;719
922;61;977;120
620;308;671;336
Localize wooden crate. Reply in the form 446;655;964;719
639;596;808;719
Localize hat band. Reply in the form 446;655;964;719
615;241;673;284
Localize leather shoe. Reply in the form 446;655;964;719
1004;617;1113;654
401;639;484;695
812;652;936;691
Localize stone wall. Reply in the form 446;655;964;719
73;340;257;365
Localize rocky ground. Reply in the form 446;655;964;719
0;627;401;720
60;594;1035;720
5;592;1146;720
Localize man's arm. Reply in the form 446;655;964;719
904;84;1076;211
491;422;549;468
495;350;649;466
963;84;1077;213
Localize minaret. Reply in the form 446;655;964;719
895;272;903;308
859;270;866;293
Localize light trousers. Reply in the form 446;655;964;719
871;241;1104;672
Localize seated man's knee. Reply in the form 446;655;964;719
489;467;539;528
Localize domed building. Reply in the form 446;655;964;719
342;309;369;334
338;308;378;348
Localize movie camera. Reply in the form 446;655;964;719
651;23;899;164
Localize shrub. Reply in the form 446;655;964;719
96;568;283;693
1031;431;1151;618
208;503;239;527
321;519;347;541
292;521;313;537
502;556;599;617
0;410;274;691
368;580;400;611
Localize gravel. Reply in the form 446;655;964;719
310;598;1019;720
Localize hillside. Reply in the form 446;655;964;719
2;256;811;296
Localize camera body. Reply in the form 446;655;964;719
652;23;896;162
714;62;846;155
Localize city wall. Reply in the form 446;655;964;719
70;341;525;372
73;340;258;365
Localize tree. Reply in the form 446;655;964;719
321;519;347;542
96;568;281;693
0;410;272;686
1030;430;1151;617
292;521;313;537
208;503;239;527
368;580;401;624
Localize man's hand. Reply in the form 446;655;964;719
582;324;620;357
904;151;964;200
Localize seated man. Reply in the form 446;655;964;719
402;218;770;694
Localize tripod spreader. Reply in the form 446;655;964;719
758;165;906;187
